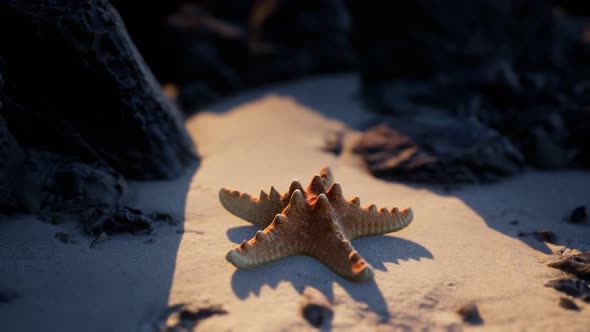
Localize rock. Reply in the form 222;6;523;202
558;297;580;311
0;0;197;180
567;206;587;224
456;301;484;325
359;115;524;184
39;156;126;212
548;252;590;281
85;207;153;236
349;0;590;182
545;278;590;301
300;287;333;328
155;303;227;332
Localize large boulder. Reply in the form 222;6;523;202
0;0;197;180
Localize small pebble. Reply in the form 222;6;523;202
568;206;587;224
301;287;333;327
457;302;483;325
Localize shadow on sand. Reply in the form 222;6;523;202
226;225;433;323
406;171;590;256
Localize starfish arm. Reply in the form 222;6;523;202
306;231;375;282
219;180;307;228
346;204;413;240
219;187;285;228
226;214;304;269
302;193;374;282
324;183;413;239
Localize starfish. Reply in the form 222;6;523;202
219;167;414;282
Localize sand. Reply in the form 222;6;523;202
1;74;589;331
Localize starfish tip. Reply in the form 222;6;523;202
315;194;331;211
290;189;305;204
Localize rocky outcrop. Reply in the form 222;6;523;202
349;0;590;183
0;0;196;180
0;1;197;219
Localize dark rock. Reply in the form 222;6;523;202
548;252;590;281
85;207;153;236
301;287;333;328
568;206;587;224
350;0;590;182
545;278;590;301
155;303;227;331
0;0;197;180
359;115;524;184
38;156;126;212
456;301;484;325
558;297;580;311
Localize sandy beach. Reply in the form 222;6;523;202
1;74;589;331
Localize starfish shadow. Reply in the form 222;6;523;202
227;227;433;322
353;236;434;271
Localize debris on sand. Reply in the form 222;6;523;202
517;229;557;244
154;303;227;332
545;279;590;302
457;301;483;325
84;207;176;236
548;252;590;281
301;287;333;328
567;206;587;224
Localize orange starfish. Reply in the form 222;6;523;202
219;168;414;282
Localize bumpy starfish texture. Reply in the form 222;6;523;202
219;167;413;282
